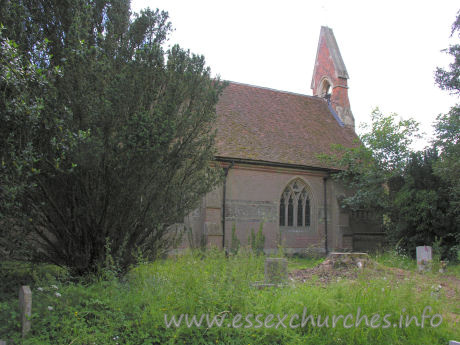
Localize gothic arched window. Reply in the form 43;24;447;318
279;180;311;228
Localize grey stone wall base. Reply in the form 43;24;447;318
251;281;288;289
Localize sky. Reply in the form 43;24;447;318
132;0;459;149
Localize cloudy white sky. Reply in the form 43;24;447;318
132;0;459;149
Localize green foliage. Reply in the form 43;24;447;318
322;55;460;260
372;247;416;271
0;28;73;260
0;1;225;274
435;10;460;95
230;223;240;254
432;108;460;229
322;103;459;259
360;109;420;174
387;149;459;259
249;227;256;249
287;257;325;271
0;261;69;300
0;254;458;344
431;10;460;260
433;11;460;236
249;222;265;255
381;11;460;259
321;108;420;214
255;222;266;254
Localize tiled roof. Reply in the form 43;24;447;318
215;81;359;169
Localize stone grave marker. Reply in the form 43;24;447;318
264;258;287;284
416;246;432;272
19;286;32;337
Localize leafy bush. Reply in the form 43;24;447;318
372;247;416;271
0;0;225;276
0;261;69;299
230;223;240;254
249;222;265;255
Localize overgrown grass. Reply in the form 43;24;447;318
287;256;325;272
372;249;418;271
0;249;459;344
0;261;70;299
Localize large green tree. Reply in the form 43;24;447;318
0;1;225;274
322;108;420;214
435;11;460;95
433;10;460;257
0;28;69;258
387;149;457;258
432;108;460;225
324;108;459;259
325;10;460;259
434;10;460;215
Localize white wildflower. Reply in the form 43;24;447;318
430;291;439;299
55;292;61;297
51;284;58;289
431;284;442;292
37;287;44;291
47;306;54;311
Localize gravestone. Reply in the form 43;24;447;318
0;340;7;345
19;286;32;337
449;341;460;345
416;246;432;272
264;258;287;284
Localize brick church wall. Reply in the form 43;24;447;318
183;163;353;255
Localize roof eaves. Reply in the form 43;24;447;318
214;156;342;173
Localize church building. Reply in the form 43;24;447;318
185;27;384;254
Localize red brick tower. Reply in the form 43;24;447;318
311;26;355;129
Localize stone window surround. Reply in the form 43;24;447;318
279;178;315;232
